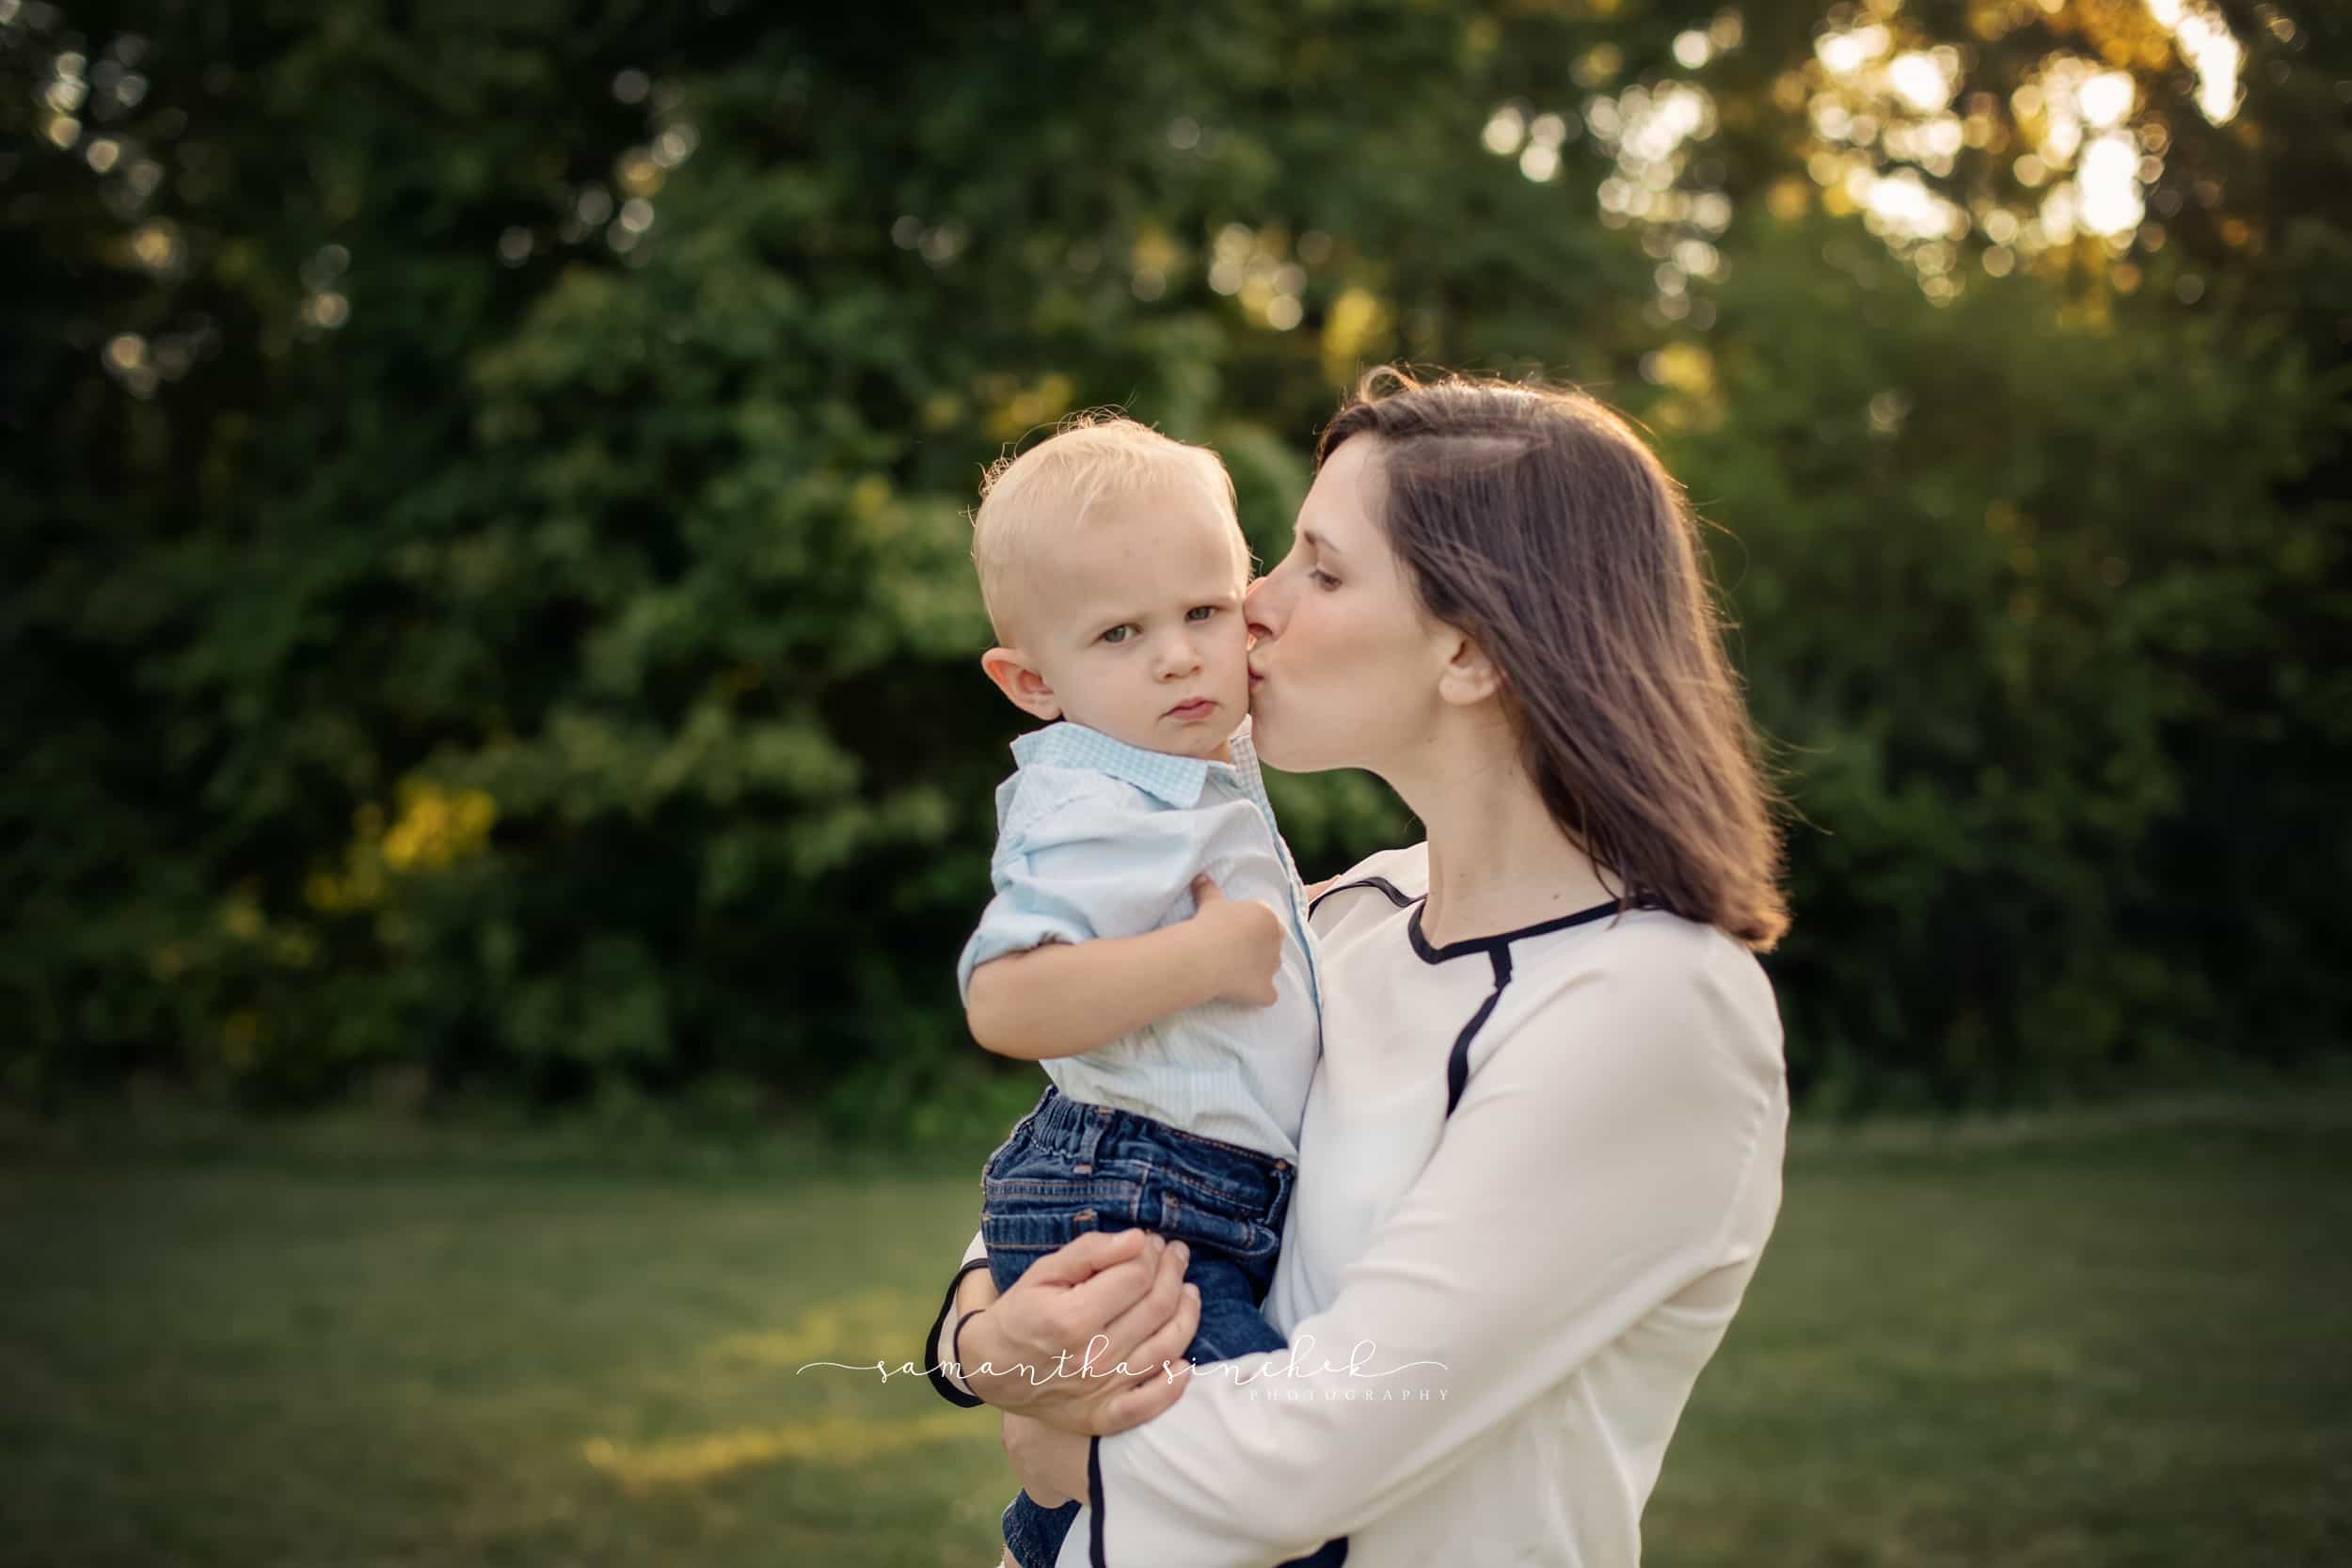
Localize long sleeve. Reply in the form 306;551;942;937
1078;955;1787;1566
922;1228;991;1408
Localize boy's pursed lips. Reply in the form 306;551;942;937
1165;696;1219;719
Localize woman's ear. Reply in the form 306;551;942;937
1433;631;1505;707
980;647;1063;721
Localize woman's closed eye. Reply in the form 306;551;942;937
1281;538;1340;590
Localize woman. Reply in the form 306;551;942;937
923;371;1791;1567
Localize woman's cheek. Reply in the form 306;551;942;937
1290;597;1336;675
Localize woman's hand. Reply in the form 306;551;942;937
1188;874;1285;1006
959;1227;1201;1433
1001;1413;1090;1509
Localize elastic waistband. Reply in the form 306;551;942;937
1025;1085;1292;1178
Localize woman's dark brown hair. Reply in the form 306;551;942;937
1318;369;1788;951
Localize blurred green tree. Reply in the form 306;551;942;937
2;0;2343;1125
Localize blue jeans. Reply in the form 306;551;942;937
984;1085;1346;1568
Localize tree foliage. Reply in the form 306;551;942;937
3;0;2344;1125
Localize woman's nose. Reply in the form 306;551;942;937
1244;572;1283;642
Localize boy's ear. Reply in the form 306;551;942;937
980;647;1063;721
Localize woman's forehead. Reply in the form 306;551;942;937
1299;437;1386;548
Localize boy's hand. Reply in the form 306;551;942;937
1188;874;1284;1006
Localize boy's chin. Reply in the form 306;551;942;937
1194;718;1248;756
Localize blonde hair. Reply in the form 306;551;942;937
970;412;1247;642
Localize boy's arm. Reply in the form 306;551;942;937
959;777;1284;1058
967;920;1221;1061
968;877;1281;1059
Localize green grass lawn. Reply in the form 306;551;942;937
2;1102;2346;1567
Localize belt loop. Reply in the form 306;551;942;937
1072;1106;1108;1175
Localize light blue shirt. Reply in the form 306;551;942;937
956;719;1324;1161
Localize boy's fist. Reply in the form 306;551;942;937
1188;874;1285;1006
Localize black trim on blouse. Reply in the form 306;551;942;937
1089;1433;1108;1565
1408;895;1629;964
1307;875;1634;1120
1312;873;1634;963
1084;874;1643;1562
1417;899;1625;1117
924;1257;993;1409
1308;874;1417;917
1445;945;1512;1118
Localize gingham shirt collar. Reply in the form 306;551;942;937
1009;719;1259;809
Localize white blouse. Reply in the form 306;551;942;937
935;841;1788;1568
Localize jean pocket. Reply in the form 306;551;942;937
1155;1145;1278;1213
981;1174;1148;1259
1154;1189;1279;1267
981;1204;1098;1259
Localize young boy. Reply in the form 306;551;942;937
958;416;1343;1568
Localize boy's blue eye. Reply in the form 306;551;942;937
1187;606;1217;622
1101;625;1133;644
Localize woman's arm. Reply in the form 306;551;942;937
918;1228;1200;1519
1079;961;1788;1565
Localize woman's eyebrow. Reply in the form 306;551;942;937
1301;529;1344;558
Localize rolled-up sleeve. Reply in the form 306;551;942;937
955;771;1212;1002
1073;962;1787;1566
